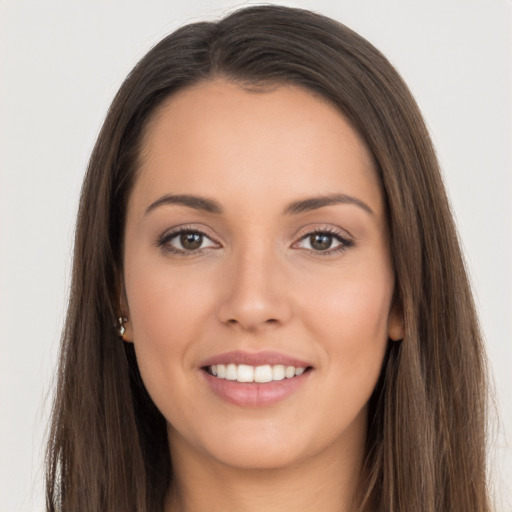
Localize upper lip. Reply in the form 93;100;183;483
200;350;312;368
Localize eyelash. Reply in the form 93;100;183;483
156;226;354;256
295;227;354;255
156;226;218;256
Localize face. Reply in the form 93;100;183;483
122;79;403;471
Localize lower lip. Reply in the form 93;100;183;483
202;370;312;407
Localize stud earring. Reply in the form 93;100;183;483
116;316;128;337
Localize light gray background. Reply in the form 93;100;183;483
1;1;510;511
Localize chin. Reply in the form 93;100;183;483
169;417;314;471
209;439;307;471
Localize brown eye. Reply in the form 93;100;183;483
180;232;203;250
294;229;353;254
158;229;218;254
309;233;333;251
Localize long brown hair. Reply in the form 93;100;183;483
46;5;490;511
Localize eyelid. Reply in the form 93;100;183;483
155;223;354;256
292;222;354;240
291;225;355;255
156;224;222;255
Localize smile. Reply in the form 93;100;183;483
200;351;313;407
207;364;307;383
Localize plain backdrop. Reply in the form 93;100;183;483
0;1;511;511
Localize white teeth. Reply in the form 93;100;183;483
226;364;237;380
272;364;285;381
237;364;254;383
208;363;307;383
254;365;273;383
285;366;295;379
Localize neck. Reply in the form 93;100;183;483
164;429;365;512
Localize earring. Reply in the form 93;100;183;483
116;316;128;337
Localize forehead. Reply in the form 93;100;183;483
133;79;383;216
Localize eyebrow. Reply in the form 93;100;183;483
283;194;374;216
145;194;223;215
145;192;374;216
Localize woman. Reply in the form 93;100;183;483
46;5;491;511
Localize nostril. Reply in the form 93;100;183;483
225;317;279;327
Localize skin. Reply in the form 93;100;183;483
121;79;403;512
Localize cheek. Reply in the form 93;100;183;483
127;254;214;338
123;258;217;400
300;259;394;343
298;262;393;397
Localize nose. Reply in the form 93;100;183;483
216;245;293;332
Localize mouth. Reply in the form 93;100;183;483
203;363;311;383
199;351;314;407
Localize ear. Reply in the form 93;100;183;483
119;285;134;343
387;299;404;342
